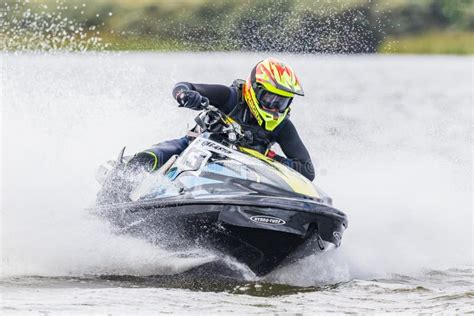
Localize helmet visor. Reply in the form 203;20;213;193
257;89;292;113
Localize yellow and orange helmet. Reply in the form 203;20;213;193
243;58;304;131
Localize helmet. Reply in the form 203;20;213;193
243;58;304;131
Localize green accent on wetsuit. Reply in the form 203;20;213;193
143;151;159;171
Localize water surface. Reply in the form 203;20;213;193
1;53;472;314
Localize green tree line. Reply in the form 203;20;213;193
1;0;473;54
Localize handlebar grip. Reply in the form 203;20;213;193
200;97;210;109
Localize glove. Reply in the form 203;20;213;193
176;90;205;110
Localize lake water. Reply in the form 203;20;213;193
1;53;472;314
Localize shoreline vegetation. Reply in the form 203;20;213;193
1;0;473;54
102;31;474;55
379;32;473;55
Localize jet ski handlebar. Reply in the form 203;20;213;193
195;98;252;145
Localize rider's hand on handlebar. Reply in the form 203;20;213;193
177;90;207;110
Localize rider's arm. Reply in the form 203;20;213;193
172;82;236;114
273;120;315;181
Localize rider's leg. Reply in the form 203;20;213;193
127;136;190;172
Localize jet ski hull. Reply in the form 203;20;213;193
94;132;348;276
94;195;347;276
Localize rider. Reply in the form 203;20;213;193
129;58;315;181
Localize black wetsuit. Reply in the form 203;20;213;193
132;82;315;181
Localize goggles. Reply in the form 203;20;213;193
255;87;292;113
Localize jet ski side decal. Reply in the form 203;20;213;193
190;137;319;198
239;147;319;198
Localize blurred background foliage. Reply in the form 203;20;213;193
1;0;473;54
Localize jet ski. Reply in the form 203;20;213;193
93;103;348;276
